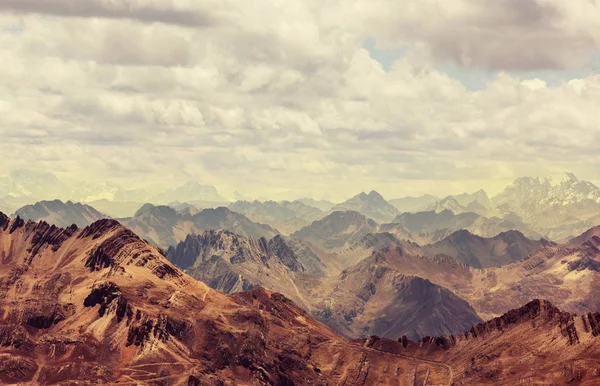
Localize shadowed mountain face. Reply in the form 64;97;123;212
121;204;279;249
331;191;400;223
228;200;324;235
165;231;306;301
291;210;378;251
293;223;545;275
167;228;483;341
365;299;600;385
367;234;600;321
0;214;460;385
310;252;483;340
392;209;543;240
14;199;108;228
421;229;552;268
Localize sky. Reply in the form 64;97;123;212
1;0;600;201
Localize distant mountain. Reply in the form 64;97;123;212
291;210;378;251
389;194;439;213
324;228;545;273
494;173;600;210
392;209;542;240
149;181;229;204
228;200;323;235
85;199;143;218
0;169;69;199
121;204;279;249
492;173;600;240
331;191;400;223
295;198;335;212
13;200;108;227
421;229;551;268
393;209;479;234
369;226;600;321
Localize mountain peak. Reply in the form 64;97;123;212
368;190;385;200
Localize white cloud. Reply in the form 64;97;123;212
0;0;599;200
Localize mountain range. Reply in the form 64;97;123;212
3;214;600;384
14;200;108;228
121;204;279;249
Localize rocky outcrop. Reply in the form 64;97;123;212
267;235;303;272
1;217;455;385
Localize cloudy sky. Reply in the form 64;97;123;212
1;0;600;201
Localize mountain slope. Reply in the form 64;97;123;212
291;210;378;251
14;199;108;227
309;251;483;340
389;194;439;213
422;229;551;268
366;299;600;385
228;200;323;235
167;228;483;341
121;205;279;249
331;191;400;223
392;209;542;240
368;231;600;321
165;231;307;306
0;213;452;385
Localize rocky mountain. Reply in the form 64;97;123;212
13;200;108;228
330;191;400;223
309;252;483;340
368;230;600;321
295;197;335;212
166;228;483;341
166;231;306;304
421;229;551;268
121;204;279;249
324;228;545;273
228;200;323;235
365;299;600;385
492;173;600;241
0;169;69;199
388;194;439;213
291;210;378;251
0;214;461;385
392;209;542;240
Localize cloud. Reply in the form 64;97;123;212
355;0;600;70
0;0;216;27
0;0;600;200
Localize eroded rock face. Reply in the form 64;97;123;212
0;216;458;385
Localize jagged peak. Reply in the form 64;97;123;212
368;190;385;200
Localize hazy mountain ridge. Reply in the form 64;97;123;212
121;204;280;249
330;190;400;223
14;199;109;228
228;199;323;235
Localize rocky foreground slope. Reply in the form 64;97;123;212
0;213;455;385
3;213;600;384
